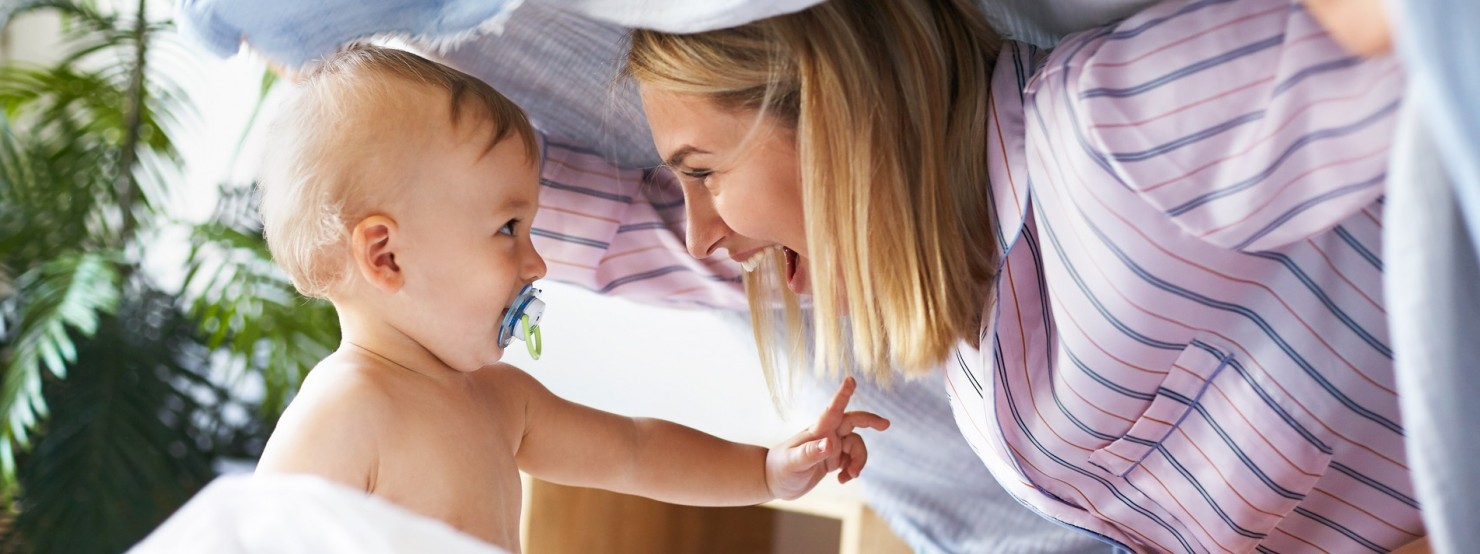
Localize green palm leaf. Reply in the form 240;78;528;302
183;211;338;416
0;0;115;35
5;292;218;553
0;251;120;477
0;0;338;545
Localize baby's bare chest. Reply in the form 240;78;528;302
371;405;526;549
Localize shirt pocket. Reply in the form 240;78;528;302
1087;338;1333;552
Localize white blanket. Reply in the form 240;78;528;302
130;474;506;554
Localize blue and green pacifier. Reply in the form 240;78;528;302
498;284;545;360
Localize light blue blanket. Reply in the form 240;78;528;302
178;0;516;67
177;0;1154;68
1386;0;1480;552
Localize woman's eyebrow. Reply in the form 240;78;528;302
663;145;709;168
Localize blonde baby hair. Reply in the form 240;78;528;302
258;45;537;300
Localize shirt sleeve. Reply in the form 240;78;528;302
1042;0;1403;252
530;136;748;311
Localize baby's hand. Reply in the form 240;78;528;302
764;377;890;501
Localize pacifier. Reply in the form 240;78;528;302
497;284;545;360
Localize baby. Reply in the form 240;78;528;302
252;45;888;551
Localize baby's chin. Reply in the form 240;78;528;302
439;345;506;373
473;350;507;371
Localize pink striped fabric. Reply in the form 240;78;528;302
946;0;1419;551
531;140;747;310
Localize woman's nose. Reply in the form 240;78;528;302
684;189;726;259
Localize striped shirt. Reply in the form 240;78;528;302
946;0;1419;551
528;0;1419;551
530;140;747;310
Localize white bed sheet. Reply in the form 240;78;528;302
130;474;506;554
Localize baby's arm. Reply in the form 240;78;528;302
508;369;887;506
255;370;382;491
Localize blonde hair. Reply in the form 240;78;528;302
628;0;1001;383
258;45;536;299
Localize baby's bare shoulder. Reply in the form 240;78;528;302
463;363;564;429
289;357;404;419
257;358;400;486
274;359;407;441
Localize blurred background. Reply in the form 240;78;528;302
0;2;799;552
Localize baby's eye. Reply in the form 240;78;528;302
498;219;519;236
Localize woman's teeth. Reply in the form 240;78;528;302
740;245;781;273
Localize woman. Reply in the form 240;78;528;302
624;0;1424;551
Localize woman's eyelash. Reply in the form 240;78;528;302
680;168;713;180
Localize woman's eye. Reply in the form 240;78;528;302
498;219;519;236
679;168;713;181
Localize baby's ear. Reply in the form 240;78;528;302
350;215;403;292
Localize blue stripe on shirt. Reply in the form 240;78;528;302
1166;101;1401;216
616;222;669;233
1081;36;1284;99
1292;507;1386;553
1209;351;1333;454
1048;369;1122;443
1103;0;1241;41
597;265;738;294
1232;174;1387;251
1034;206;1185;352
955;349;985;396
540;178;633;204
1272;56;1365;96
1185;400;1313;501
1246;249;1393;359
1063;347;1159;402
1328;461;1420;509
1110;111;1266;162
1152;442;1269;539
530;228;608;249
1333;226;1383;271
995;352;1199;552
1077;216;1404;434
1050;31;1127;188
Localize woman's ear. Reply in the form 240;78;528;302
351;215;404;293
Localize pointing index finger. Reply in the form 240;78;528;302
812;377;857;434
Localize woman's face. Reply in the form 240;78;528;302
639;87;812;294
